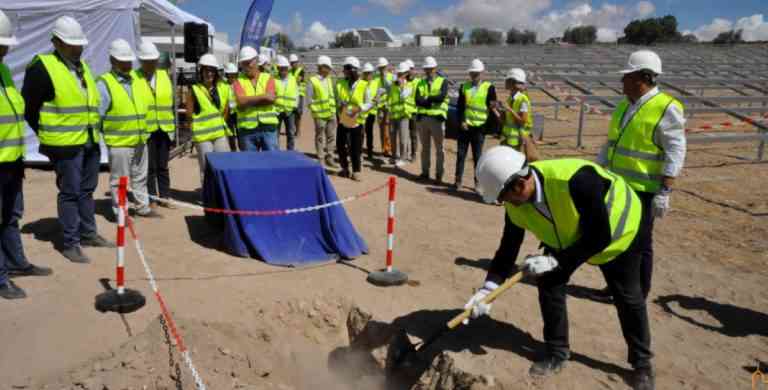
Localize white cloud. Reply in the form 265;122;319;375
690;14;768;42
596;27;619;42
299;21;336;48
290;12;303;35
369;0;413;15
407;1;658;42
266;19;283;35
635;1;655;18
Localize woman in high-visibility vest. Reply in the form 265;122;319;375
185;54;231;185
495;68;539;161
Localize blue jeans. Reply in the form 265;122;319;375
0;163;30;284
50;145;101;248
454;127;485;185
239;125;279;152
279;112;297;151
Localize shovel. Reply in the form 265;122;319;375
388;270;525;370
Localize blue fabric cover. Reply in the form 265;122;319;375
203;151;368;265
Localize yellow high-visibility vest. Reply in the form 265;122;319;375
35;54;101;146
502;92;533;148
505;159;641;265
607;92;683;193
98;72;147;147
416;76;448;118
191;83;229;143
131;69;175;133
0;63;25;162
461;81;491;127
308;75;336;120
275;75;299;113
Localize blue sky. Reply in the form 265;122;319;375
178;0;768;46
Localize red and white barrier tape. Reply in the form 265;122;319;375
124;212;207;389
129;181;389;217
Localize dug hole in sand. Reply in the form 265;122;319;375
33;303;500;390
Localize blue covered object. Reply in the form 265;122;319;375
202;151;369;266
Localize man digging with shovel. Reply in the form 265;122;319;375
464;146;655;390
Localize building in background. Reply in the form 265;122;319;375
338;27;403;48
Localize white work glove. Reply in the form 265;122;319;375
652;190;670;218
462;281;499;325
524;255;559;275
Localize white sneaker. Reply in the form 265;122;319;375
395;160;407;167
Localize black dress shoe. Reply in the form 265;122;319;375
80;234;116;248
9;264;53;277
633;368;655;390
0;280;27;299
60;246;91;264
529;356;568;377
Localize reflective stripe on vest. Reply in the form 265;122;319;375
504;159;641;265
417;76;448;118
404;79;419;116
0;64;25;162
337;78;369;125
36;54;101;146
388;82;408;121
308;76;335;120
607;92;682;193
462;81;491;127
131;69;175;133
290;66;306;97
502;92;532;148
99;72;147;147
275;75;299;113
191;84;229;143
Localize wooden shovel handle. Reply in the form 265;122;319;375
447;271;525;329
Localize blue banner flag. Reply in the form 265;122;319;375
239;0;275;49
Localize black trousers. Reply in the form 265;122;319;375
337;123;363;173
635;191;656;300
147;130;172;199
538;239;652;369
364;114;376;158
454;127;485;185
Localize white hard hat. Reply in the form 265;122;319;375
619;50;662;75
317;55;332;67
422;56;437;69
224;63;238;74
467;58;485;73
289;54;299;63
396;62;410;74
257;53;271;66
362;62;374;73
109;39;135;62
343;56;360;69
0;10;18;46
377;57;389;68
239;46;258;63
52;16;88;46
198;53;220;69
505;68;527;84
405;59;415;69
475;146;530;204
276;55;290;68
136;40;160;61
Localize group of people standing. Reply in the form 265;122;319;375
1;13;179;298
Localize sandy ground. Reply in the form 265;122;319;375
1;103;767;389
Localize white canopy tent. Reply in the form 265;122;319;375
2;0;215;162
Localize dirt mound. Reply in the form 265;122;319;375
35;297;357;390
329;306;501;390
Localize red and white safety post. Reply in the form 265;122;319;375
94;175;146;314
385;175;396;273
116;176;127;295
367;176;408;286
